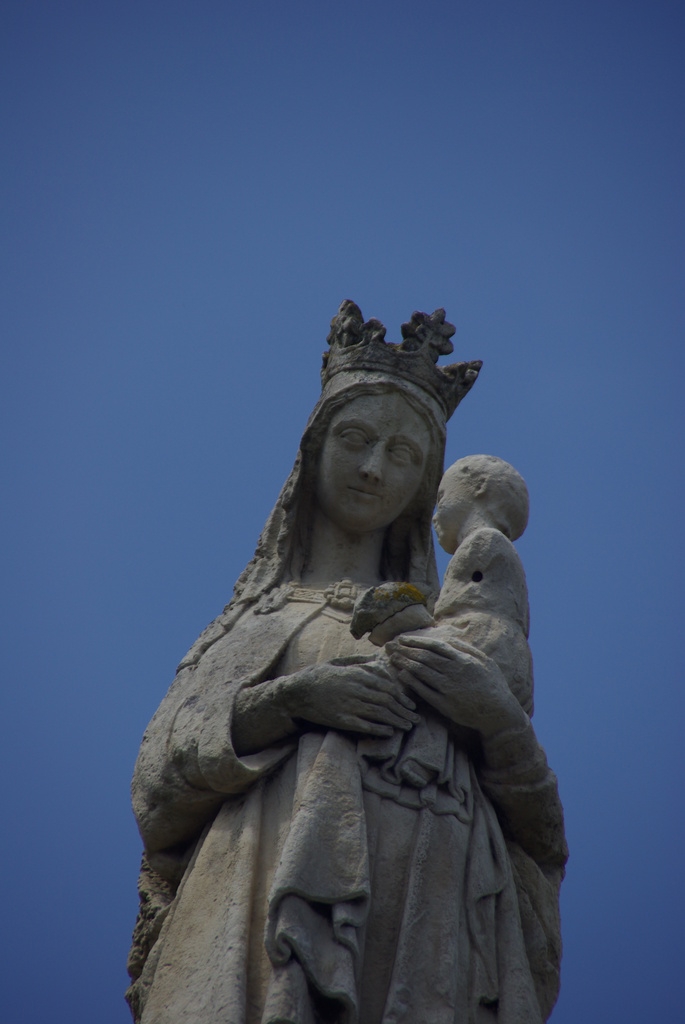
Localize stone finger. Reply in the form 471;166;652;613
398;634;483;663
355;671;418;710
372;692;421;723
356;680;420;715
347;718;395;737
355;698;417;730
389;653;447;692
359;661;393;681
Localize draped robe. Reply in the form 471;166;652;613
128;588;567;1024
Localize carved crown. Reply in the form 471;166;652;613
321;301;482;420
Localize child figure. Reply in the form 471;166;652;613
352;454;534;805
432;453;533;716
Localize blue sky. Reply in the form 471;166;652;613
1;2;682;1021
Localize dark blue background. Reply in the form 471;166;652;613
1;2;682;1021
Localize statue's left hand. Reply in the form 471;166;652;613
386;634;527;738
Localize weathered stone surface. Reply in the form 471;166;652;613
350;581;433;642
431;456;535;715
128;303;566;1024
433;453;530;554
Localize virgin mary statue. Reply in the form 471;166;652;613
127;302;567;1024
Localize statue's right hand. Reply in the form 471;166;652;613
283;662;421;737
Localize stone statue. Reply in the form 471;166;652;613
127;302;567;1024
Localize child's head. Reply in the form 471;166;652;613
433;455;529;553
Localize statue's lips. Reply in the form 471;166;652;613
348;486;382;498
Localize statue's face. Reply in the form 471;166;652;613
316;392;432;535
433;468;475;555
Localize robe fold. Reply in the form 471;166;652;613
129;598;566;1024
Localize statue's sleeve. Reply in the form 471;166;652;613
132;610;300;856
479;719;566;869
479;720;568;1019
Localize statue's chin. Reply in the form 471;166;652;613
315;494;395;537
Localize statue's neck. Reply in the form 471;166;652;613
456;509;503;548
299;509;385;587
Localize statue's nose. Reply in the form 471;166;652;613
359;446;383;484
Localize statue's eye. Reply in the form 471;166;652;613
339;428;368;447
388;443;414;465
472;571;483;582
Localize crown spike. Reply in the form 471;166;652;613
321;301;481;421
400;308;456;362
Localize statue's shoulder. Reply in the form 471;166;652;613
175;588;323;680
176;603;246;671
448;527;522;576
